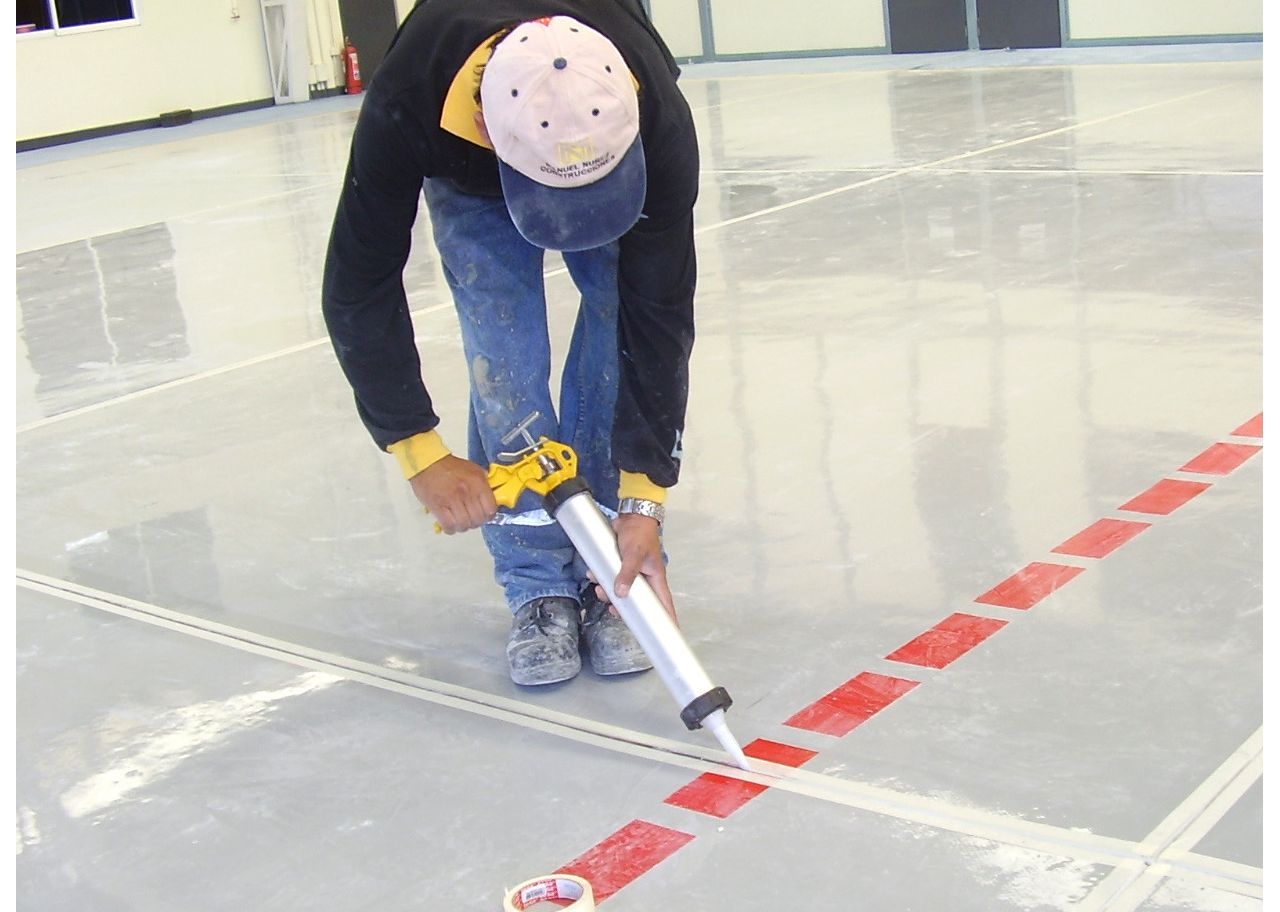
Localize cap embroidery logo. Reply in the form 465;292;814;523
556;138;598;166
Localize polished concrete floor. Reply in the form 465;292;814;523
15;44;1263;911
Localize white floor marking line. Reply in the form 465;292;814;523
1135;730;1262;870
915;167;1261;178
16;337;335;434
702;168;890;174
15;80;1240;436
14;295;449;435
163;180;339;227
1154;744;1262;857
17;568;1261;891
14;182;339;256
702;168;1261;177
17;571;718;758
689;82;1238;239
1070;730;1263;910
1163;853;1264;896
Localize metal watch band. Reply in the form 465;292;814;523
617;497;665;526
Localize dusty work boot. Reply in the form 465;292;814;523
580;584;652;676
506;597;582;686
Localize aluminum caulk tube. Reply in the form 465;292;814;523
544;477;751;771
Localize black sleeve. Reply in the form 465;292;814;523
612;111;699;487
611;0;682;78
322;96;437;450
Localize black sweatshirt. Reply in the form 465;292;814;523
321;0;698;490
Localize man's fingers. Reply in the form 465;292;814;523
434;495;496;535
612;556;679;625
650;566;680;622
434;484;497;534
412;455;498;535
436;507;464;535
464;493;497;529
614;563;638;599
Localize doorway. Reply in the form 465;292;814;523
976;0;1062;49
336;0;400;84
887;0;968;53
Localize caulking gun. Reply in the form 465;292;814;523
477;414;751;771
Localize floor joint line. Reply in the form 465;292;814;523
16;568;1260;889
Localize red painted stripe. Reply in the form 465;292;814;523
973;561;1085;610
1232;413;1263;438
783;672;920;737
662;739;816;819
546;430;1258;901
555;820;693;903
663;773;767;819
744;738;820;768
1051;518;1151;559
885;613;1008;668
1180;442;1261;476
1119;478;1211;515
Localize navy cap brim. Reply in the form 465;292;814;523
497;137;646;252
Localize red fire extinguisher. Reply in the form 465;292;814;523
343;37;363;95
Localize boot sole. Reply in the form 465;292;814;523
509;659;581;686
588;656;653;676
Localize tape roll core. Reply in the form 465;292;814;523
503;874;595;911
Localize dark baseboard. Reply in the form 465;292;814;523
17;97;277;152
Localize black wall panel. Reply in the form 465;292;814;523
887;0;969;53
976;0;1062;49
338;0;400;84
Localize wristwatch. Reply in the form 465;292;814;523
617;497;665;527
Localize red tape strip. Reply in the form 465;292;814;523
886;613;1008;668
663;739;817;818
1232;413;1263;437
554;820;693;903
543;419;1261;904
1051;518;1150;559
1119;478;1211;515
663;774;767;819
783;672;920;737
974;562;1085;610
1180;442;1261;475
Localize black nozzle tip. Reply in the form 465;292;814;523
680;687;733;730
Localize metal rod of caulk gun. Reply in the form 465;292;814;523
543;478;752;771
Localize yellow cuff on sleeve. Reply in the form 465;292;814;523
387;430;451;480
618;471;667;503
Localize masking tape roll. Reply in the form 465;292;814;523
503;874;594;911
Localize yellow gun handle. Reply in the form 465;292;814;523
432;438;579;532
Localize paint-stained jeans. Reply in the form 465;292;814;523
423;177;622;613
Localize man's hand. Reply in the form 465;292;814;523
601;513;679;625
409;455;497;534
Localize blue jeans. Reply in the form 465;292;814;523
424;178;622;613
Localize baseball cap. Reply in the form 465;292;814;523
479;16;646;252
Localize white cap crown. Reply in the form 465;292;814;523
480;16;640;189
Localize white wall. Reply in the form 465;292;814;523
17;4;275;142
1067;0;1262;41
709;0;887;54
649;0;705;58
16;0;1259;143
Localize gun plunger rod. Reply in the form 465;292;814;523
545;480;751;771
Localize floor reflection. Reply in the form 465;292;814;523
17;222;190;418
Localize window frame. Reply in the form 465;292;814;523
17;0;141;38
